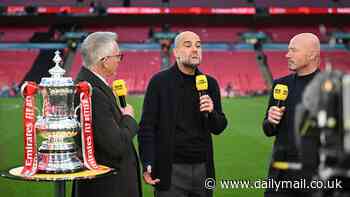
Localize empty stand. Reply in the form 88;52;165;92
256;26;328;43
201;51;267;95
70;50;161;93
0;27;49;42
2;49;346;95
265;50;350;80
82;25;248;43
170;26;247;43
2;25;345;44
321;51;350;73
83;26;150;43
70;50;268;95
264;51;291;78
82;25;349;43
0;50;39;85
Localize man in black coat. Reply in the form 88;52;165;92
72;32;142;197
138;31;227;197
262;33;321;197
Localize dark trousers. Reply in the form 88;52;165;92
155;163;211;197
265;190;312;197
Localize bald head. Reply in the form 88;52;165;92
174;31;200;49
290;33;320;54
286;33;320;76
173;31;202;74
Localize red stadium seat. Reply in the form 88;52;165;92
0;26;49;42
83;26;150;43
70;50;161;93
70;51;268;95
256;26;328;43
170;26;247;43
83;25;247;43
0;50;39;85
264;51;291;78
200;51;267;95
321;51;350;73
265;50;350;80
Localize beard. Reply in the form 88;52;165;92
178;55;201;68
183;63;198;69
288;61;298;71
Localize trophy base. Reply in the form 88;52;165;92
38;168;84;174
6;165;114;181
38;151;84;174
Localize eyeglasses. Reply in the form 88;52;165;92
100;53;124;62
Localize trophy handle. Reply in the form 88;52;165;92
74;105;81;118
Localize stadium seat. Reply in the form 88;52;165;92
83;26;150;43
265;50;350;80
0;50;39;85
70;50;161;93
0;26;49;42
201;51;267;95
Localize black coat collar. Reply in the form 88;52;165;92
169;63;203;86
77;67;117;107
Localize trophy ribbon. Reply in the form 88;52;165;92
20;81;38;176
76;82;99;170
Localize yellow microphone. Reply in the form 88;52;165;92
272;161;302;170
273;84;288;107
196;75;208;96
196;75;209;117
112;80;128;107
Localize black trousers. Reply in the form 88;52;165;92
155;163;211;197
265;192;310;197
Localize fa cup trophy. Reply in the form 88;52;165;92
20;51;99;176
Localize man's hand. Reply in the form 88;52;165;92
267;106;286;125
200;95;214;113
143;165;160;185
120;104;134;118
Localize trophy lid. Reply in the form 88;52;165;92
39;50;74;87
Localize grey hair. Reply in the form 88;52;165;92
174;33;181;48
81;32;118;69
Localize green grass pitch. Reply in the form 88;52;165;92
0;96;273;197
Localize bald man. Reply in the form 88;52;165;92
262;33;321;197
138;31;227;197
